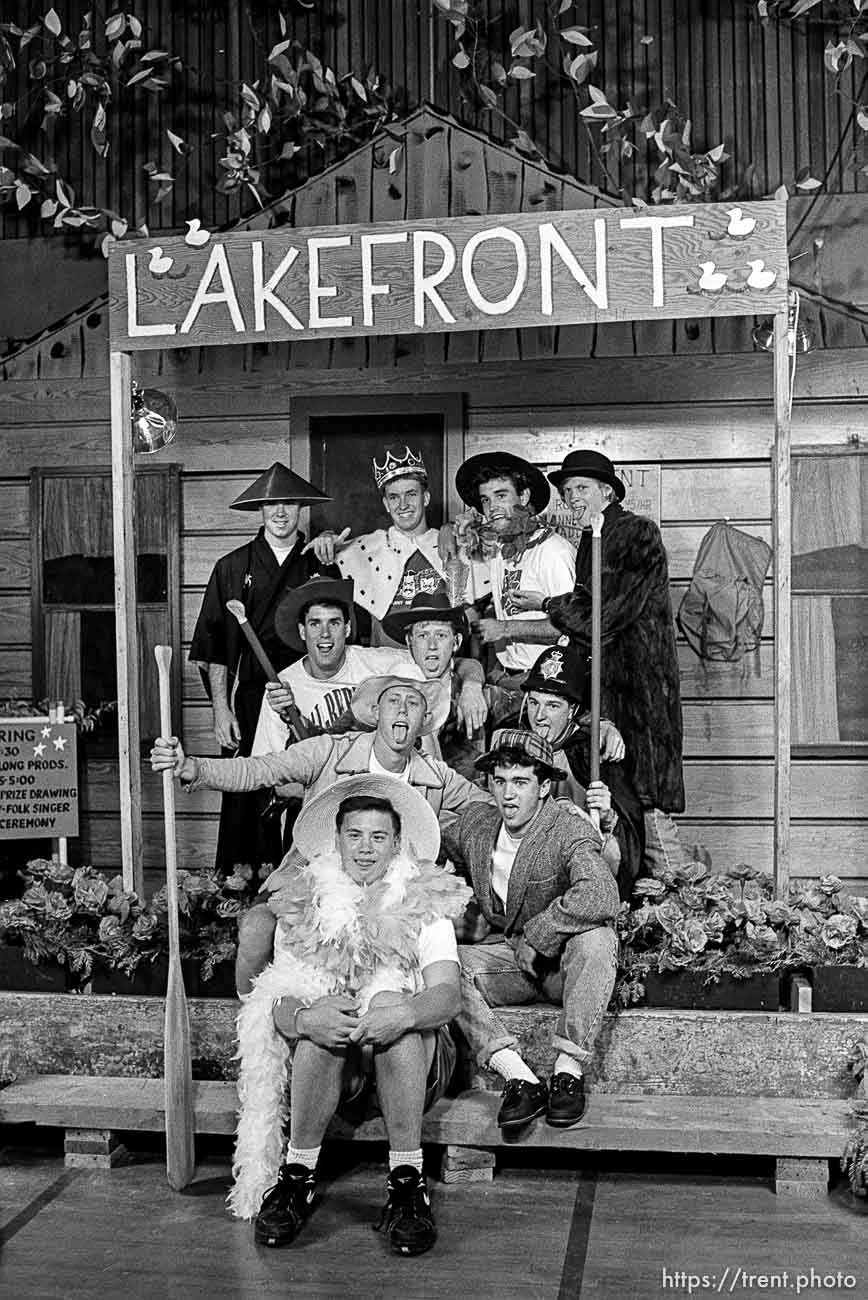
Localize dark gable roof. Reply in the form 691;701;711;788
1;104;615;365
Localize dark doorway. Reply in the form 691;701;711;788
308;415;446;537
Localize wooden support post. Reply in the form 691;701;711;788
110;350;144;896
440;1145;496;1184
64;1127;127;1169
773;1156;829;1199
772;307;792;900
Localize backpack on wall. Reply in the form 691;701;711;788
677;521;773;662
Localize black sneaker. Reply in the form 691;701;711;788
546;1072;587;1128
254;1163;317;1247
374;1165;437;1256
496;1078;549;1129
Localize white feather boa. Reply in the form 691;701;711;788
228;850;471;1219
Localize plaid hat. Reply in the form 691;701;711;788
475;727;561;782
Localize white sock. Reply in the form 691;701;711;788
389;1148;424;1174
553;1053;583;1080
285;1143;320;1171
488;1048;539;1084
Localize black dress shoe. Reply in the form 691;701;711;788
496;1078;549;1129
546;1072;587;1127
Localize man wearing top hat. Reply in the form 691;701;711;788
306;445;488;647
448;451;576;692
537;450;685;870
188;462;336;871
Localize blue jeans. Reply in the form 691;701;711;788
455;927;618;1069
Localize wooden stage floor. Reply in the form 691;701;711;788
1;1141;865;1299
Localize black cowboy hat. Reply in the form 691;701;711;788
455;452;551;516
274;576;357;652
230;462;331;511
547;450;625;501
380;590;468;645
523;644;587;706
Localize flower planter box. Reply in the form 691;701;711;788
193;960;236;998
0;948;67;993
642;970;781;1011
811;965;868;1013
87;958;236;998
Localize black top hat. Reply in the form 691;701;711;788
274;576;357;652
547;450;625;501
455;452;551;515
230;462;332;511
523;644;586;706
380;591;468;644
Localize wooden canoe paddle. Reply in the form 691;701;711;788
154;644;196;1191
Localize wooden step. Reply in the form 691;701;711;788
3;994;867;1099
0;1074;858;1159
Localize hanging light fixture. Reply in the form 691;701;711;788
131;381;178;454
752;288;816;354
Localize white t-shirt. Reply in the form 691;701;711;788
252;645;420;754
491;823;522;909
490;529;576;671
368;749;411;781
417;915;459;974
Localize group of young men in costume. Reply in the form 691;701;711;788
160;438;683;1259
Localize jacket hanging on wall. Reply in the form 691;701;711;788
677;521;773;662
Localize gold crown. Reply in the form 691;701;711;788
372;446;427;491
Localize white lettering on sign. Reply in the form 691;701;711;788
618;213;694;307
180;244;246;333
413;231;457;326
125;255;177;337
308;234;353;328
251;241;303;331
110;202;788;348
539;218;608;313
361;231;409;327
462;227;528;316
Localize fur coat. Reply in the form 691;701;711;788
547;503;685;813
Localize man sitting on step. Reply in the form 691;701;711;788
444;729;619;1131
228;773;471;1257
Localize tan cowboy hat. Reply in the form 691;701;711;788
293;773;441;862
350;674;449;737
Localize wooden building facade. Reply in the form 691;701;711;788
1;109;865;895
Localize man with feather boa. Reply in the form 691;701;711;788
229;772;471;1258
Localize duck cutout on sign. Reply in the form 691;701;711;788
696;261;729;293
184;219;211;247
707;206;759;241
147;247;174;276
745;259;777;291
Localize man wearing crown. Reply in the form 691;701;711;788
306;445;488;649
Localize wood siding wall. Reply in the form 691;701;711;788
2;1;864;241
1;345;865;896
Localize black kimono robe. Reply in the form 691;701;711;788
189;528;334;871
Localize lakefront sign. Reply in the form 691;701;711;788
108;200;788;351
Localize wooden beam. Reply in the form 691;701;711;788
109;350;143;894
773;308;792;898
